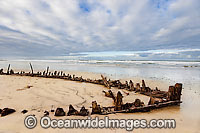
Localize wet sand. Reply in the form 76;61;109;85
0;71;200;133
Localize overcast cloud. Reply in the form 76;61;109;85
0;0;200;57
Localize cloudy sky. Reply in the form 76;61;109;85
0;0;200;59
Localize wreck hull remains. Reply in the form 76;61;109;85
0;64;183;116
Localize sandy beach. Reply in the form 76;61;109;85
0;69;200;133
1;0;200;132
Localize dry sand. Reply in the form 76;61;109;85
0;71;199;133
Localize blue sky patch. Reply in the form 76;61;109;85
79;1;91;12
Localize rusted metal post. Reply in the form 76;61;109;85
0;69;3;74
167;86;175;101
114;91;123;111
46;66;49;76
142;80;146;92
136;83;141;92
61;71;63;76
29;63;33;74
43;71;46;76
175;83;182;101
102;90;116;102
101;75;111;89
168;83;182;101
91;101;101;114
54;71;57;76
129;80;134;91
10;69;14;75
67;105;79;116
7;64;10;74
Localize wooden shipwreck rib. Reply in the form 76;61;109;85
0;64;183;116
100;100;182;115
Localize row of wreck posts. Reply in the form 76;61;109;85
0;64;84;81
0;64;183;116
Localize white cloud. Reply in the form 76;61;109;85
0;0;199;56
153;17;189;39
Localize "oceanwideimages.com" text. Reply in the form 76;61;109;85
24;115;176;131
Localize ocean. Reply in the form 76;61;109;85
0;57;200;83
